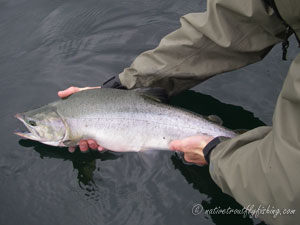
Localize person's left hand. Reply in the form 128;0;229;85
169;135;214;165
58;86;101;98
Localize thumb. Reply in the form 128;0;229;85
169;140;185;152
58;86;80;98
79;86;101;91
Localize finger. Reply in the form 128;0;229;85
184;153;193;163
184;152;207;165
79;140;89;152
184;153;202;164
87;139;98;150
169;140;186;152
68;146;76;153
98;146;105;152
58;86;80;98
79;86;101;91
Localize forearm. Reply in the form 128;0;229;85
209;54;300;225
119;0;285;96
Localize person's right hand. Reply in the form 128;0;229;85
169;135;214;165
58;86;105;153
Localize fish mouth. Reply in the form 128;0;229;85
14;113;40;141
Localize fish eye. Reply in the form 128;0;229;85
28;120;37;126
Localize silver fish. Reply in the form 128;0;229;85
15;88;236;152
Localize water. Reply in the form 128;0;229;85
0;0;298;224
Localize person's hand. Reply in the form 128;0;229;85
169;135;214;165
67;140;105;153
58;86;101;98
58;86;104;153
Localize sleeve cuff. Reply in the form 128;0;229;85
102;76;126;89
203;136;228;164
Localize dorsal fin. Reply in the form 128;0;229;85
135;88;169;103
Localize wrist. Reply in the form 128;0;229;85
203;136;228;164
102;76;126;89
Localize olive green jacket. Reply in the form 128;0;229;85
118;0;300;224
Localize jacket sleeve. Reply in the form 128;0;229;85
119;0;286;96
209;53;300;225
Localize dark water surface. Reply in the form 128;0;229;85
0;0;298;225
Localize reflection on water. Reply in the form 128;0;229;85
170;156;256;225
19;139;120;186
171;90;265;130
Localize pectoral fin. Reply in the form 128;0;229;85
63;139;78;147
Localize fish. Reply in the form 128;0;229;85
15;88;236;152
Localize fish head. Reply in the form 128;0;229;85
15;106;66;146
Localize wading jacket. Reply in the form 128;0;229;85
118;0;300;224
